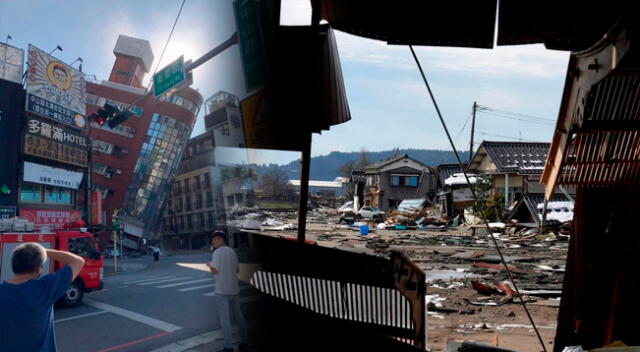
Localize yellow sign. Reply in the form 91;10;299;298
23;134;88;167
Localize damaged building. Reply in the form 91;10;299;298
353;154;437;212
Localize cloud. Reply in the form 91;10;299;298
333;30;570;79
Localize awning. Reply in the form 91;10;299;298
315;0;629;51
541;20;640;198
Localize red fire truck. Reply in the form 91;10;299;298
0;230;104;306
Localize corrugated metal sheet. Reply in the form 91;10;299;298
556;73;640;185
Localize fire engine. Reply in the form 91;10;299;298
0;228;104;306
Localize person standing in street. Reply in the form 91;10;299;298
0;243;85;352
207;231;249;352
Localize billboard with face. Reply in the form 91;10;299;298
25;44;86;130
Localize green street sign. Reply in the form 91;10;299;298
234;0;267;92
153;55;185;98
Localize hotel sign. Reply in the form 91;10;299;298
25;44;87;130
23;133;88;167
26;117;88;148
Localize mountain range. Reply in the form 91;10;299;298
253;149;470;181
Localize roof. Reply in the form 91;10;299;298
317;1;627;51
361;154;430;173
509;193;573;225
541;21;640;196
437;164;463;184
469;141;550;175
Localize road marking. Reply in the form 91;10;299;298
85;299;182;332
121;276;176;285
149;328;240;352
157;278;213;288
104;274;170;283
97;331;172;352
177;283;215;292
137;277;193;285
54;310;108;323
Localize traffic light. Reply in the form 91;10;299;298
90;103;118;126
107;108;134;129
89;103;134;129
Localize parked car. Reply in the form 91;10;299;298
357;206;385;221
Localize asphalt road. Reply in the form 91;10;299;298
54;252;262;352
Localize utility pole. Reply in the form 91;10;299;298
469;101;477;166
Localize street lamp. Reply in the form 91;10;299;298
47;45;63;56
70;57;83;72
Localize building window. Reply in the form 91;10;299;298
187;214;193;229
206;192;213;207
176;198;183;212
184;179;190;193
199;213;205;227
174;181;182;195
204;173;211;189
195;175;201;190
44;186;72;205
207;212;214;227
196;194;203;209
390;175;419;187
227;195;235;207
20;183;42;203
186;196;192;211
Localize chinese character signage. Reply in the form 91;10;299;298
23;133;88;167
0;206;16;219
23;161;84;189
26;117;88;148
26;44;86;130
20;208;82;230
0;43;24;84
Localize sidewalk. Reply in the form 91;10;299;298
150;327;256;352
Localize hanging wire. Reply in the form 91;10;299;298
477;104;555;122
479;111;555;126
408;45;548;352
149;0;187;88
476;131;539;142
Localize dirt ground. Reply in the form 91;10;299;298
256;219;568;352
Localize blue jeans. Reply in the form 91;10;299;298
214;293;248;349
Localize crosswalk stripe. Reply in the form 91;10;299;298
137;277;193;285
121;276;176;285
157;278;213;288
104;274;166;283
178;283;215;292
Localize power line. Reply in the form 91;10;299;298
478;111;555;126
477;104;555;122
476;131;540;142
453;111;473;141
148;0;187;89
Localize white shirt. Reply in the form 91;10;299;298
211;246;239;295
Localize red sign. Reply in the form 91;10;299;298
19;208;82;230
91;191;102;225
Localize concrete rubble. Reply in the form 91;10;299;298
229;203;572;351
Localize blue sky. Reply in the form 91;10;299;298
1;0;570;165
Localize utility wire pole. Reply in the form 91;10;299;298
469;101;477;166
